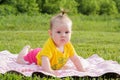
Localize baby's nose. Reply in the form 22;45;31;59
61;33;66;36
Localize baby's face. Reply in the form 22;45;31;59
49;22;72;47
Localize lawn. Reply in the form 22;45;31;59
0;31;120;62
0;14;120;79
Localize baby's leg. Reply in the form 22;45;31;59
16;45;30;64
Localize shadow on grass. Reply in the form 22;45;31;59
1;70;120;80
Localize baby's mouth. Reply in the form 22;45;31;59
61;39;65;42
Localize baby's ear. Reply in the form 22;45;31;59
48;30;52;36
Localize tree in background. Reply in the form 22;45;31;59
59;0;78;14
99;0;118;15
0;5;17;15
76;0;100;15
38;0;60;14
0;0;18;15
36;0;45;13
16;0;39;15
76;0;118;15
113;0;120;13
0;0;39;15
0;0;119;15
37;0;78;14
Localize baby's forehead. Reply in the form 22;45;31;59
52;19;72;27
52;24;72;31
52;23;72;29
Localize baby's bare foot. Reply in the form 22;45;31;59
17;45;31;64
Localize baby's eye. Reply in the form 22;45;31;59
57;31;61;34
65;31;69;34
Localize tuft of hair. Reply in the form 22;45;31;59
50;9;71;29
60;8;69;16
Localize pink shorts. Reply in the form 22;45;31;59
24;48;41;64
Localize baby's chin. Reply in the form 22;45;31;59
56;43;66;47
61;42;69;46
55;41;69;47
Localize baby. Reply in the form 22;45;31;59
17;11;85;74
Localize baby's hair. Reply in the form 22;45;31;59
50;9;72;29
61;8;68;16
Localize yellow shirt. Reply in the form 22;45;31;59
36;38;76;70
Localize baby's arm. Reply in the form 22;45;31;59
70;54;85;72
41;56;54;74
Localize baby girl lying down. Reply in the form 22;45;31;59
16;10;85;75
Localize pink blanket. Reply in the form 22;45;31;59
0;50;120;78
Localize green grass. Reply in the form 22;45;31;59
0;31;120;62
0;14;120;79
0;14;120;32
0;73;106;80
72;14;120;32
